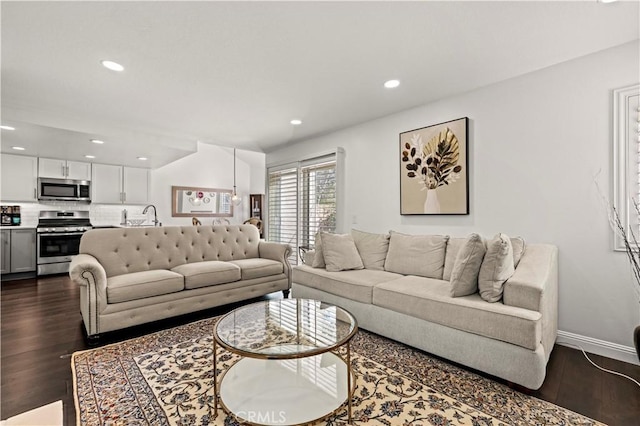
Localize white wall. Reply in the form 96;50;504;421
267;41;640;360
150;142;265;226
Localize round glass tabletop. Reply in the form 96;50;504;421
214;298;358;359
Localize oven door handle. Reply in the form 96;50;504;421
38;232;85;237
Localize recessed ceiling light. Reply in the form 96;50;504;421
137;157;148;161
290;119;302;125
11;146;25;151
598;0;618;3
85;155;95;159
101;60;124;72
384;79;400;89
90;139;104;144
1;125;15;130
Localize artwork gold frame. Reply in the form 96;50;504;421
171;186;233;217
400;117;469;215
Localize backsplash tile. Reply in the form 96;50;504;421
5;202;151;227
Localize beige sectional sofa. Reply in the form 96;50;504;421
292;230;558;389
69;225;291;342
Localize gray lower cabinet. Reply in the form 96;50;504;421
7;229;37;273
1;230;10;274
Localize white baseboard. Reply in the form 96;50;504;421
556;330;639;366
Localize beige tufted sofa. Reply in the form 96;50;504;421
69;225;291;341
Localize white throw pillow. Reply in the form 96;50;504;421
321;233;364;272
311;232;326;268
450;233;486;297
511;237;526;268
478;233;515;302
384;231;449;279
351;229;390;270
443;237;466;281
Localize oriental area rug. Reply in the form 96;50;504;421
72;318;603;426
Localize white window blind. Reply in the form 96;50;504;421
267;153;338;264
299;159;336;253
267;167;298;263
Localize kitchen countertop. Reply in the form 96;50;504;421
0;225;36;229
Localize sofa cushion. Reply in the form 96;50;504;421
171;261;241;290
384;231;449;279
478;234;515;302
351;229;390;271
107;270;184;303
229;258;284;280
321;232;364;272
293;264;403;304
372;275;542;350
311;232;326;268
450;233;486;297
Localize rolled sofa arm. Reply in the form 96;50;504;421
70;254;107;287
259;241;293;287
69;254;109;336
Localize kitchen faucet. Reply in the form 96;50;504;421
142;204;160;226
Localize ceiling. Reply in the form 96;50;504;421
1;1;638;168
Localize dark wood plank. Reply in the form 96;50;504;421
532;343;568;402
2;275;640;425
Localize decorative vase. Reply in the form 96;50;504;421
635;325;640;362
424;189;441;213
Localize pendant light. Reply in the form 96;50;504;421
232;148;240;204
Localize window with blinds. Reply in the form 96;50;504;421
267;154;337;264
300;160;336;252
267;167;298;263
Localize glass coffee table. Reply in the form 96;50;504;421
213;298;358;425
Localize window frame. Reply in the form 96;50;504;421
613;84;640;251
265;148;345;263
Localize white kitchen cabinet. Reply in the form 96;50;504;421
66;161;92;180
1;230;10;274
10;229;36;273
1;154;38;202
92;163;122;203
92;164;149;204
123;167;149;204
38;158;91;180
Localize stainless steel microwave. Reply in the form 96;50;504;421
37;178;91;202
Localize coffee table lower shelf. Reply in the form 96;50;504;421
215;350;355;425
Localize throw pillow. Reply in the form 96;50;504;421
442;237;466;281
351;229;390;270
450;233;486;297
478;233;515;302
384;231;449;279
321;233;364;272
511;237;526;268
302;249;316;266
311;232;326;268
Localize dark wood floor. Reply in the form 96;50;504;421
1;275;639;425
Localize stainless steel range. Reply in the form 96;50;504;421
37;210;92;275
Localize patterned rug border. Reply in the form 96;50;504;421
72;316;605;426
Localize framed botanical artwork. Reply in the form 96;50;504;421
400;117;469;215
